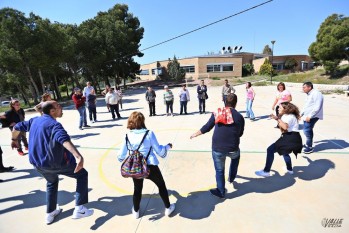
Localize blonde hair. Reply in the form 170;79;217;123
41;93;51;102
10;99;20;110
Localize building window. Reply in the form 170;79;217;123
222;64;233;71
272;64;284;70
180;65;195;73
151;68;163;75
207;63;234;72
140;69;149;75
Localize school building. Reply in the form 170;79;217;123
138;52;314;80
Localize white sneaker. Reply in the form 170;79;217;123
255;170;271;177
132;207;139;219
46;206;62;224
72;205;94;219
165;203;175;216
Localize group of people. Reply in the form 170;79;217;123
144;79;221;117
254;81;324;178
71;82;124;129
2;80;324;224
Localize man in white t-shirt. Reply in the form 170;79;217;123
83;82;95;100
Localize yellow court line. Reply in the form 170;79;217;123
98;128;215;197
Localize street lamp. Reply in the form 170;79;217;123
270;40;276;84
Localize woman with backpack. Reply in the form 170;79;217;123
117;111;175;218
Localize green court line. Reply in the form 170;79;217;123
1;144;348;154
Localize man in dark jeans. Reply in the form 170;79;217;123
145;86;156;116
190;94;245;198
11;101;94;224
197;80;208;114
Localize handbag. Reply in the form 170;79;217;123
121;130;152;179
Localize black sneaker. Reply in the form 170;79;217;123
84;125;91;127
209;188;225;199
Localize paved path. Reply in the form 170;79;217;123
0;83;348;233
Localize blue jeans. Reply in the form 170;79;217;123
245;99;255;119
198;99;206;113
180;101;188;114
303;118;319;148
263;143;292;172
212;150;240;195
77;106;87;128
36;165;88;213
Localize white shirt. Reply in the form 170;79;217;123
83;86;95;98
301;89;324;120
105;91;120;105
117;129;171;165
281;114;299;132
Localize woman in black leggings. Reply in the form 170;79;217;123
118;111;175;218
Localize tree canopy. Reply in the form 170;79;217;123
309;14;349;74
0;4;144;103
166;56;185;81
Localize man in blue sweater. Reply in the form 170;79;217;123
190;93;245;198
11;101;94;224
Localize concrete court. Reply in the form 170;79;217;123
0;82;348;233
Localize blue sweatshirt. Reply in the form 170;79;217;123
200;108;245;152
14;114;75;168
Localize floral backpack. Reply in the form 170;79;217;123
121;130;152;179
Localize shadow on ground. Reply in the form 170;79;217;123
314;139;349;152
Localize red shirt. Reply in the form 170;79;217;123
72;94;86;108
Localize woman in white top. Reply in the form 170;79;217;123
117;112;175;218
255;102;302;177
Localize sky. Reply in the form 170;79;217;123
1;0;349;65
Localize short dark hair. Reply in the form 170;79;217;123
246;82;252;88
42;101;56;115
277;82;286;90
225;93;237;108
303;81;313;89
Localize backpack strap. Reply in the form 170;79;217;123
136;130;149;150
125;130;150;152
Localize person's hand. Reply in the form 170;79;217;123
272;106;275;110
190;134;196;139
167;143;173;148
305;117;311;122
269;114;278;120
74;156;84;173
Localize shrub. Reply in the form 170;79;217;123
59;84;67;92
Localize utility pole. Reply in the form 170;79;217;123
270;40;276;84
